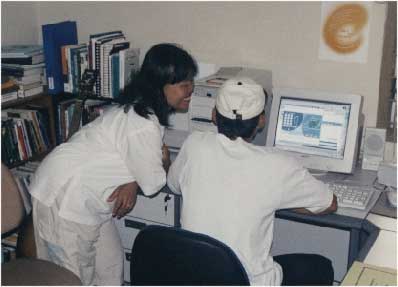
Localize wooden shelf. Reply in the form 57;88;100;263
5;150;52;169
1;94;50;109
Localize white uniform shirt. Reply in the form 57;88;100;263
167;131;333;286
30;106;166;225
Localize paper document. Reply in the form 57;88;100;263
341;261;397;286
188;95;217;133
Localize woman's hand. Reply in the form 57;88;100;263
162;143;171;172
107;181;139;219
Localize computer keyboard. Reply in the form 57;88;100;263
328;182;375;210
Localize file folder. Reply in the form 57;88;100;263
42;21;78;95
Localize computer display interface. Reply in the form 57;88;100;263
266;88;362;174
275;98;351;159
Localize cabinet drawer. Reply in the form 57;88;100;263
123;249;131;284
127;192;176;225
114;217;168;249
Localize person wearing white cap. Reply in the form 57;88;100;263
167;77;337;286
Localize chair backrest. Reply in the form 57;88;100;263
1;163;25;235
130;225;250;286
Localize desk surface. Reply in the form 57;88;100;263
365;213;397;270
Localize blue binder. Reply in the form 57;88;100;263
42;21;78;95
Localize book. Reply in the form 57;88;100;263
1;118;20;163
4;108;50;154
12;74;42;85
119;48;139;90
1;79;19;94
101;39;128;97
17;85;44;98
17;81;42;91
2;63;45;70
1;90;19;103
2;63;45;78
4;110;36;159
89;30;123;69
58;99;77;142
1;233;18;248
70;44;87;94
42;21;78;94
26;105;51;149
94;34;125;97
110;53;120;98
61;44;88;94
2;53;44;65
1;45;43;58
61;45;72;93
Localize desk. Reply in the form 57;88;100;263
115;189;381;284
115;151;392;284
271;210;379;282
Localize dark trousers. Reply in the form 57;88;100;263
273;253;334;286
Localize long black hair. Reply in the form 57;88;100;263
119;43;198;126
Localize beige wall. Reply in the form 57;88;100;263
2;1;388;127
1;1;39;44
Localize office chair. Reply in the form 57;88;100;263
1;163;82;286
130;225;250;286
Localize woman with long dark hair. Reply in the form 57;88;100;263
29;43;198;285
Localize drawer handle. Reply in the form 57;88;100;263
124;219;146;230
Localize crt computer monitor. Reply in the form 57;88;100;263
266;87;363;174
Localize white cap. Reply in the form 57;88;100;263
215;77;265;120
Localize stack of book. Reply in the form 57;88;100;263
57;98;79;143
56;99;115;143
1;108;51;165
1;161;38;263
1;45;46;100
88;30;139;98
61;44;88;95
10;161;40;214
59;31;139;98
1;76;19;103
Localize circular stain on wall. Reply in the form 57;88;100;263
323;3;368;54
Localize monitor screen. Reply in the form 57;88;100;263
275;98;351;159
266;88;363;174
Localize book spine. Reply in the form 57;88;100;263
14;120;28;161
9;120;21;162
2;54;43;65
19;119;32;158
94;42;101;96
112;54;120;98
31;111;46;152
23;119;37;155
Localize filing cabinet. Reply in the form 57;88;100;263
114;189;180;284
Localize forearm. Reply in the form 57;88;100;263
292;195;338;215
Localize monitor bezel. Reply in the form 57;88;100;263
266;87;363;174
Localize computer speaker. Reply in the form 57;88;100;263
362;127;386;171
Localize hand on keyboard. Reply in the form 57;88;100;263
328;182;374;210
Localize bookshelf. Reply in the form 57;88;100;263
1;93;56;168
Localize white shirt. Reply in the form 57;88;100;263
30;106;166;225
167;131;333;286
